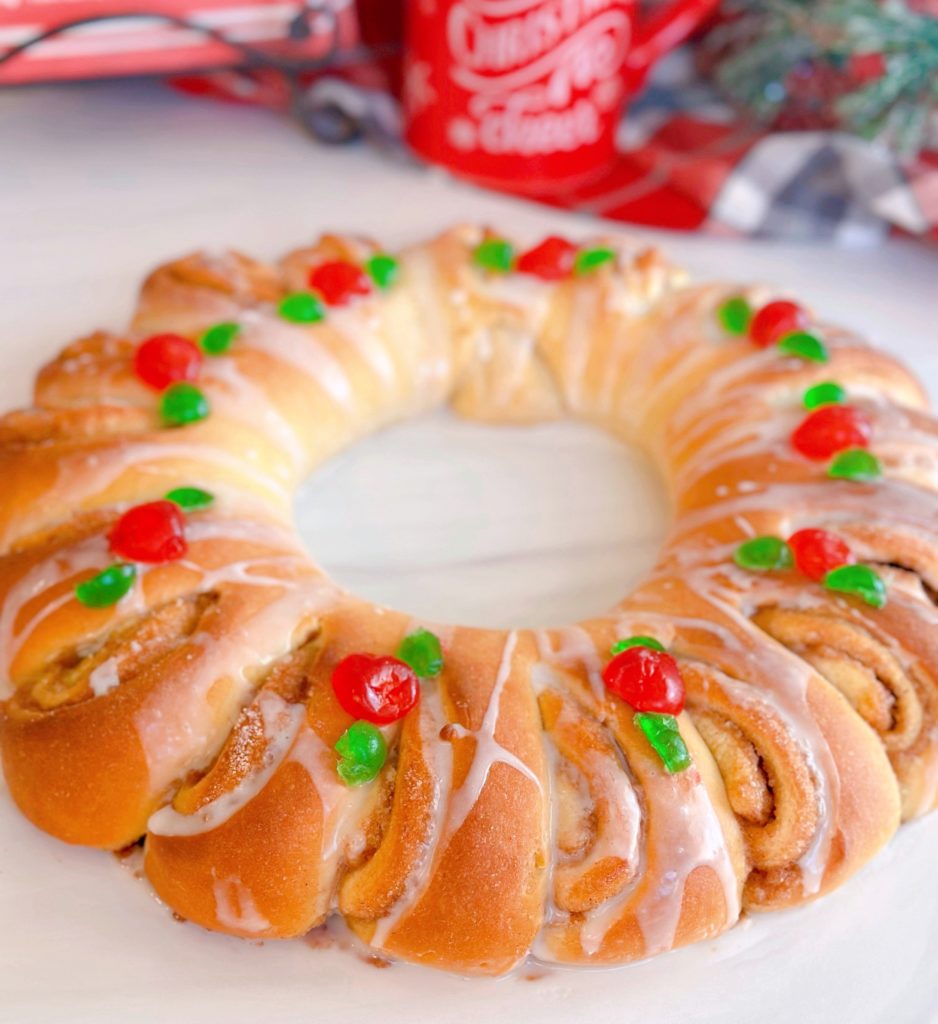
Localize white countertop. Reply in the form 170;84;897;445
0;79;936;1024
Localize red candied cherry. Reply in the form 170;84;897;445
134;334;203;390
602;646;685;715
788;528;854;581
792;405;872;460
749;300;809;348
516;236;577;281
308;261;372;306
108;500;188;563
331;654;419;725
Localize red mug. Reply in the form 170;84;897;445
403;0;718;193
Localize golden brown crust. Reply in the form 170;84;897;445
0;226;931;974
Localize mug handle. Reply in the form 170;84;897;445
623;0;720;91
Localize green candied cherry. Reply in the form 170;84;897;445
160;382;209;426
396;628;444;678
634;712;693;774
610;635;666;655
75;563;137;608
803;381;846;410
165;486;214;511
366;253;399;290
335;720;387;786
574;246;615;275
734;535;793;572
777;331;829;363
823;564;887;608
473;238;515;273
278;292;325;324
717;296;753;336
827;448;882;482
199;322;241;355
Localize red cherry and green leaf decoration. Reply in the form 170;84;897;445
160;382;210;426
335;720;387;786
634;712;693;774
75;563;137;608
602;645;686;716
823;563;887;608
473;237;516;273
717;297;828;361
601;644;691;772
165;486;214;511
828;448;882;482
803;381;846;410
135;333;212;428
134;334;203;390
792;405;872;460
366;253;399;290
472;236;618;280
309;260;372;306
331;653;420;725
199;322;240;356
788;528;853;581
734;535;793;571
396;628;443;678
278;291;325;324
516;236;577;281
734;528;887;607
749;300;809;348
717;296;753;336
108;500;187;563
610;635;666;655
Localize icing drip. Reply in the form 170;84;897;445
369;682;452;950
201;358;307;476
638;586;839;897
326;307;397;385
88;658;121;697
370;632;542;948
445;630;541;837
290;724;374;879
532;632;740;961
212;874;272;935
147;692;305;837
236;310;353;410
629;773;739;957
0;516;315;691
535;627;606;700
39;440;289;549
134;572;340;797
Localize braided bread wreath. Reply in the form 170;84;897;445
1;223;936;978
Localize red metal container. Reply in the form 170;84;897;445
403;0;718;193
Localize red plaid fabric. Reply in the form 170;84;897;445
179;48;938;244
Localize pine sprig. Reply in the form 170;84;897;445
703;0;938;157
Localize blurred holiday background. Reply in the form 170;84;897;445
1;0;936;243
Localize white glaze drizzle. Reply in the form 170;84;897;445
200;357;307;475
444;630;541;837
147;692;305;836
134;571;339;797
212;874;272;935
326;306;397;385
236;309;354;410
369;631;542;949
88;657;121;697
0;516;311;690
369;681;452;950
531;634;740;960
